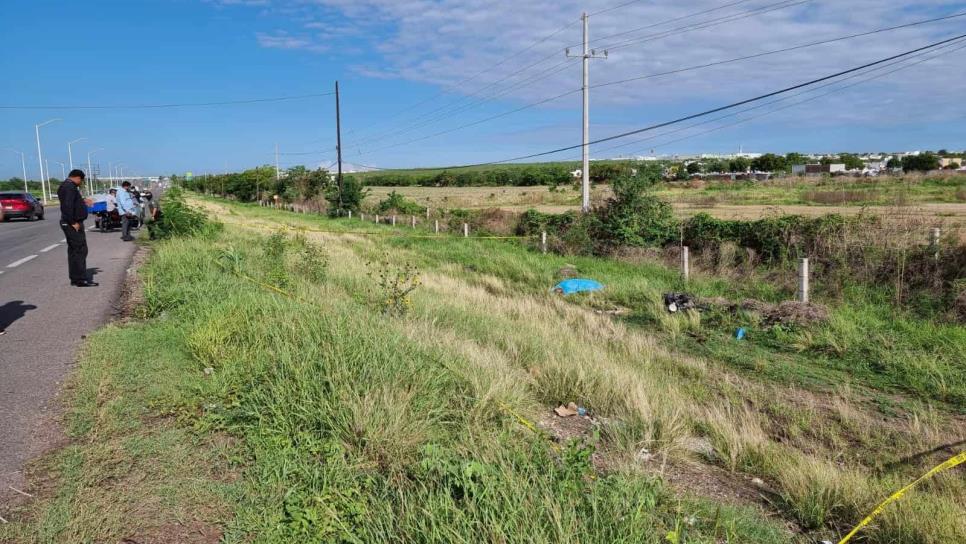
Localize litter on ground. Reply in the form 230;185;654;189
554;279;604;295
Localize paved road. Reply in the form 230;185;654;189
0;215;136;506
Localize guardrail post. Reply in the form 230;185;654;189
681;246;690;282
798;258;810;303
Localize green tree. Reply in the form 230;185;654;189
686;162;702;175
705;159;726;173
728;157;750;173
751;153;787;172
326;175;368;214
901;153;940;172
886;157;902;169
785;152;808;166
837;153;865;170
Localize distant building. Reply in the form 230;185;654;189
792;164;846;177
939;158;962;168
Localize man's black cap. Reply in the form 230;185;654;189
68;169;86;180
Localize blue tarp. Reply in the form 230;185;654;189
554;279;604;295
87;193;110;213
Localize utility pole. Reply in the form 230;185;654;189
275;143;280;182
566;13;607;213
335;81;344;209
8;150;28;193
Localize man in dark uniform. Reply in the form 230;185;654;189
58;169;98;287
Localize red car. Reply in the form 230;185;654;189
0;191;45;221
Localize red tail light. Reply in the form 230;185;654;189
1;199;30;210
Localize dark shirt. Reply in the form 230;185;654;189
58;179;88;224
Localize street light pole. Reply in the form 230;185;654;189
67;137;86;170
7;150;28;193
35;118;61;203
55;161;66;180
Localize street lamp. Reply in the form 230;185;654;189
87;148;103;195
7;150;28;193
67;137;86;170
35;118;61;202
55;161;67;180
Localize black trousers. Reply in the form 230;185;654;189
60;222;88;283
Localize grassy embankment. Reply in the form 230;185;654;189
3;195;964;543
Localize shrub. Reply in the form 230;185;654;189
150;187;220;240
326;176;368;215
375;191;426;215
589;174;678;252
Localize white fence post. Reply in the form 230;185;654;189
798;258;810;303
348;210;352;219
681;246;690;282
434;219;439;234
411;215;416;228
463;223;469;237
392;215;397;226
360;213;365;221
541;231;547;254
426;208;430;220
375;214;380;224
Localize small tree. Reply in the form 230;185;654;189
325;175;368;215
686;162;702;175
902;153;940;173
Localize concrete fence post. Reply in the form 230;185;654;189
411;215;416;228
463;223;469;237
434;219;439;234
375;214;380;224
798;258;810;304
682;246;690;282
360;213;364;222
930;227;941;258
392;215;397;226
541;231;547;254
426;208;430;219
348;210;352;219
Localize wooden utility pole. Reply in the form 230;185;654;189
335;81;344;209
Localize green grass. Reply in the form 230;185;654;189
5;196;965;543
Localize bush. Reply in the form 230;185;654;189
150;188;220;240
326;176;368;215
375;191;426;215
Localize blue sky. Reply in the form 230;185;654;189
1;0;964;179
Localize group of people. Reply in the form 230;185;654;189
104;181;159;241
57;169;161;287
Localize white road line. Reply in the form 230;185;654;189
7;255;38;268
40;244;60;253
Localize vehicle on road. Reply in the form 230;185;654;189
89;194;140;232
0;191;45;221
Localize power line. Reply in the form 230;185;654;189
351;34;966;172
592;36;966;158
492;33;966;164
0;92;336;110
601;0;814;52
346;0;809;152
348;20;966;162
583;0;758;47
591;12;966;90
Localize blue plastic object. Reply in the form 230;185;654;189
88;200;108;213
735;327;747;340
554;279;604;295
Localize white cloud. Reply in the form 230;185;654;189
256;30;329;52
221;1;966;135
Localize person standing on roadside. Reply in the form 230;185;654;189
116;181;136;242
58;170;98;287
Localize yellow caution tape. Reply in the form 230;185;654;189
838;450;966;544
